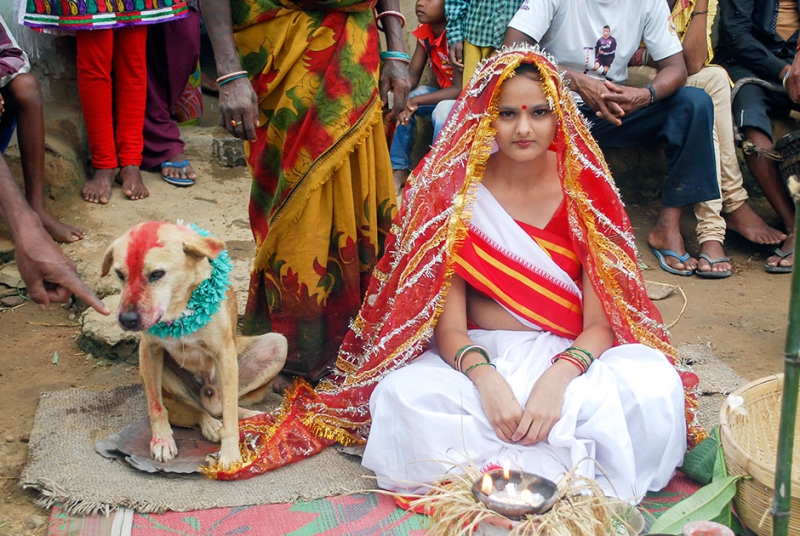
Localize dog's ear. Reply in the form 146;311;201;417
183;234;226;261
101;242;116;277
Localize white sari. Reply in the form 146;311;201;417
362;187;686;502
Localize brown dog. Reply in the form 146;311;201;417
102;221;286;469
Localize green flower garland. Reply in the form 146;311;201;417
148;225;233;339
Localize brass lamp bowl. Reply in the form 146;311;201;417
471;469;559;520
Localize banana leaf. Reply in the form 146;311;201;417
648;475;739;534
679;427;720;485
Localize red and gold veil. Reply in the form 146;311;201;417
205;46;704;480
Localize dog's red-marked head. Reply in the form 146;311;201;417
102;222;227;332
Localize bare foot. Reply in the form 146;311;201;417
648;209;697;272
724;203;786;245
81;168;115;204
117;165;149;200
765;235;794;272
697;240;732;276
161;153;197;184
35;208;84;243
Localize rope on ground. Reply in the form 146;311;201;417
644;280;688;330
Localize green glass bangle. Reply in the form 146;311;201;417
218;73;249;87
379;50;411;62
464;361;496;376
566;346;595;363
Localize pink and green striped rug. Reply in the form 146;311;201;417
47;472;698;535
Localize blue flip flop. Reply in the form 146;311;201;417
649;246;694;276
160;160;196;187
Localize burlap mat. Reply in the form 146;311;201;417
21;384;373;516
676;342;748;432
21;345;748;516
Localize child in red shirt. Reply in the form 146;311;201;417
391;0;462;195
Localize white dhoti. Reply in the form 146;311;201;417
362;329;686;502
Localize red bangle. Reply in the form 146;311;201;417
796;42;800;52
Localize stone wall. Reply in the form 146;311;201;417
1;5;87;199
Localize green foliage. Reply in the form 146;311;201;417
650;427;742;534
648;475;739;534
679;427;720;485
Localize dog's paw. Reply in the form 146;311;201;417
200;414;222;442
150;435;178;462
216;448;243;470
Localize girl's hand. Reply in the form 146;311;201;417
0;95;4;118
399;100;418;125
398;108;413;125
473;370;523;443
512;362;577;445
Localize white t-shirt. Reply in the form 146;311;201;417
508;0;681;84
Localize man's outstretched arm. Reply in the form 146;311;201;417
0;156;108;314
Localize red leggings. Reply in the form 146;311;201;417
76;26;148;170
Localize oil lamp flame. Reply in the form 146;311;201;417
519;489;534;504
502;460;511;480
481;473;493;495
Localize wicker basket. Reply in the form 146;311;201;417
719;374;800;535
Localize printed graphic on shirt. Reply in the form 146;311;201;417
583;25;616;80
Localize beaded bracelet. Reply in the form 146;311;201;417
464;361;496;376
216;70;248;84
647;83;657;105
380;50;411;63
375;10;406;31
218;73;249;87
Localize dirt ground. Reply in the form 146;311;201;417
0;106;795;534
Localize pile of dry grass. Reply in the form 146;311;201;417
408;466;641;535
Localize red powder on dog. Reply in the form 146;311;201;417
125;222;165;304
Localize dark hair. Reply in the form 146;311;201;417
512;62;542;80
603;25;610;30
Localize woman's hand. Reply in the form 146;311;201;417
473;369;524;443
218;76;260;142
512;361;578;445
380;59;411;122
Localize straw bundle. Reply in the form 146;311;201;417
408;465;640;535
719;374;800;536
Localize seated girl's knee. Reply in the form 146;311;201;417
432;100;455;126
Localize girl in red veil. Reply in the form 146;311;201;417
205;47;704;491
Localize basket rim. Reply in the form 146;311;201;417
718;373;800;490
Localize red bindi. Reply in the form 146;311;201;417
521;105;527;110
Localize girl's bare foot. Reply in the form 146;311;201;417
723;202;786;245
81;168;115;204
117;165;149;200
35;208;84;243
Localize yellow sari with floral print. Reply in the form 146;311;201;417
231;0;396;380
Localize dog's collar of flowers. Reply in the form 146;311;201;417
148;224;233;339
